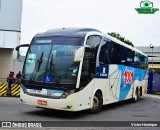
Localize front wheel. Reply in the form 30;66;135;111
87;92;103;114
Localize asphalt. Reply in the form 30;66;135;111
0;94;160;129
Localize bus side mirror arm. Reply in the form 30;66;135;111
15;44;30;62
15;44;30;51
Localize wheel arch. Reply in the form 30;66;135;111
91;88;104;106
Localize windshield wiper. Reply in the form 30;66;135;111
37;52;44;71
49;53;54;73
30;52;44;81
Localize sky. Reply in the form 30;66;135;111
21;0;160;47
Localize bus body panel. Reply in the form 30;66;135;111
108;65;121;103
77;80;94;111
20;88;79;111
107;65;147;102
19;28;148;112
92;79;106;105
20;65;147;111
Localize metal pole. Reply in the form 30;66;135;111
150;44;154;72
152;47;153;72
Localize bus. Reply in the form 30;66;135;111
16;28;148;113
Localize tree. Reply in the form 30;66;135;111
108;32;134;47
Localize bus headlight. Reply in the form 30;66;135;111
60;89;75;99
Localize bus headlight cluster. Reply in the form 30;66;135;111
60;89;75;99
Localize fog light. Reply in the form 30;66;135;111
67;105;72;109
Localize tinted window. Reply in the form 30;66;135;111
99;40;108;65
99;38;148;69
99;40;122;65
121;47;134;66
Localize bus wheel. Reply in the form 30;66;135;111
132;88;139;103
87;92;103;114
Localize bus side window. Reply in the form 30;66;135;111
111;43;122;64
139;54;148;69
100;40;122;65
121;47;134;66
99;40;107;65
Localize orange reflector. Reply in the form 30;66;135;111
37;100;47;105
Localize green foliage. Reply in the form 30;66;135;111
108;32;134;47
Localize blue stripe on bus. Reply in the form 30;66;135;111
118;65;146;101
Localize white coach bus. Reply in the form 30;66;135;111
16;28;148;113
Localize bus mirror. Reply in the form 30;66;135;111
15;44;29;51
74;47;84;62
15;44;29;62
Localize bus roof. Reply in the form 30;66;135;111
34;27;147;57
35;28;102;38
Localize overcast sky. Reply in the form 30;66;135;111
21;0;160;47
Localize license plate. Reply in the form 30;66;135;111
28;89;42;94
37;100;47;106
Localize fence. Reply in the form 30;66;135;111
153;72;160;92
0;82;20;97
148;71;160;94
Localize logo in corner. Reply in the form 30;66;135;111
135;1;159;14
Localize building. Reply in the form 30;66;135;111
0;0;23;82
136;46;160;72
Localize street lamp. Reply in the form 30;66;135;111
149;44;154;72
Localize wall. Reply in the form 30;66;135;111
0;0;22;32
0;0;22;49
0;48;13;81
0;31;21;48
0;0;23;82
12;59;24;75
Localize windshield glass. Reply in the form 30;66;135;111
45;45;83;84
23;37;84;84
45;37;84;84
23;39;52;81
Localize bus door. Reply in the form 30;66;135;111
78;35;102;110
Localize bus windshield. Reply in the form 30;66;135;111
23;37;84;84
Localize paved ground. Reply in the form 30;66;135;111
0;94;160;129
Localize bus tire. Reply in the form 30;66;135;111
132;88;139;103
87;92;103;114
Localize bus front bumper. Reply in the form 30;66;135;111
20;88;78;111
